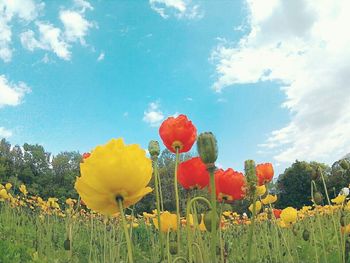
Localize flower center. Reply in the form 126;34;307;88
171;141;183;151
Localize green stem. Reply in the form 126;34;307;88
153;156;164;259
186;196;212;262
117;199;134;263
174;147;181;253
208;166;217;263
247;193;257;263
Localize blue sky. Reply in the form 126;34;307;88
1;0;349;176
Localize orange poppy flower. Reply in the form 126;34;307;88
178;157;209;190
159;114;197;153
215;168;246;202
256;163;274;186
273;209;282;219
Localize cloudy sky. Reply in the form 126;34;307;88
1;0;349;175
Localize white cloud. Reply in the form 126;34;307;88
0;75;31;108
0;0;44;62
149;0;203;19
97;52;105;61
143;102;165;127
1;0;94;62
0;127;12;138
60;10;93;44
211;0;350;164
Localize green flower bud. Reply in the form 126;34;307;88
313;191;323;205
63;238;70;250
169;241;178;255
148;140;160;157
340;215;346;227
197;132;218;165
311;169;319;181
302;229;310;241
203;210;220;232
340;159;350;170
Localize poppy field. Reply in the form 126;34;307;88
1;114;350;263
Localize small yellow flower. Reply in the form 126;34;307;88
331;195;346;205
280;207;297;224
261;194;277;205
256;185;266;196
65;198;76;206
5;183;12;190
0;189;9;201
249;201;262;214
153;211;178;232
19;184;28;196
75;138;153;215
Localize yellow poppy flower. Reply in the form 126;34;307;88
0;189;9;201
153;211;178;232
5;183;12;190
261;194;277;205
75;138;153;215
249;201;262;214
256;185;266;196
280;207;297;224
19;184;28;195
331;195;346;205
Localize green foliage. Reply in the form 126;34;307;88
276;160;330;209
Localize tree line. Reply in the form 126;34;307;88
1;138;349;213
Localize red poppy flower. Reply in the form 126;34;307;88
215;168;246;202
256;163;274;186
178;157;209;190
273;209;282;219
82;152;91;159
159;114;197;153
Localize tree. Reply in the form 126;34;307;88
276;160;329;209
327;154;350;197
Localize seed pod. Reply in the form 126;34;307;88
197;132;218;165
203;210;219;232
340;160;350;170
311;169;319;180
313;191;323;205
302;229;310;241
169;241;177;255
63;238;71;250
148;140;160;157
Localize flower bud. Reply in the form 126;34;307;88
197;132;218;165
63;239;70;250
203;210;219;232
302;229;310;241
148;140;160;157
313;191;323;205
169;241;178;255
311;169;319;181
340;159;350;170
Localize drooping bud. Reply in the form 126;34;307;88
169;241;178;255
302;229;310;241
311;169;319;181
340;159;350;170
197;132;218;165
148;140;160;158
63;238;71;250
340;215;346;227
203;210;219;232
313;192;323;205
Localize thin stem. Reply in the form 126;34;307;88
174;147;181;253
247;193;257;263
153;156;164;259
208;166;217;263
117;199;134;263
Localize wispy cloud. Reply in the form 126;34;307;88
143;102;164;127
0;0;95;62
97;52;105;62
149;0;203;20
211;0;350;164
0;75;31;108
